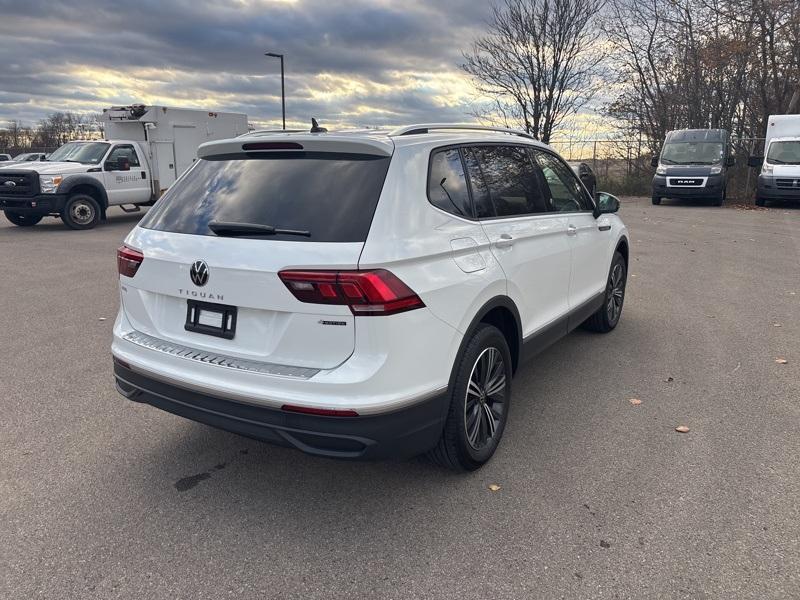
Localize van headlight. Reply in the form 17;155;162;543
761;163;774;176
40;175;63;194
656;165;667;175
709;166;722;175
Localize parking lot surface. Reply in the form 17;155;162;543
1;198;799;599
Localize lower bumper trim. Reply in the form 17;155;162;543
113;362;448;461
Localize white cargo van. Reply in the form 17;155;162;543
0;105;248;229
750;114;800;206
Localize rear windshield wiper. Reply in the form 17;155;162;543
208;221;311;238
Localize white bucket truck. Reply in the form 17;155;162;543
0;105;248;229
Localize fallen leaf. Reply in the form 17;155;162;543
599;540;611;549
665;377;674;382
773;323;782;327
675;425;690;433
98;317;107;322
629;398;642;406
775;358;788;365
488;484;501;492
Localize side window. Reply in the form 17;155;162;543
532;150;593;212
462;147;495;218
467;145;548;217
428;148;472;218
108;145;140;168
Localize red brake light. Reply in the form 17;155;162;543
278;269;425;316
117;245;144;278
281;404;359;417
242;141;304;151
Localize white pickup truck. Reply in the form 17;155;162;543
0;105;248;229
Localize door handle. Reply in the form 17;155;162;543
495;233;514;248
566;225;578;236
598;224;611;231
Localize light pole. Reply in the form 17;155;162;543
265;52;285;130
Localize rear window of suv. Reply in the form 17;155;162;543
140;152;391;242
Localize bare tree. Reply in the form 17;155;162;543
462;0;606;143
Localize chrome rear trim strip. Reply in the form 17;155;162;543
122;330;320;380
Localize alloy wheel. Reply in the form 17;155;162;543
606;263;625;323
464;347;506;449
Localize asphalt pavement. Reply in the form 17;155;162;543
1;197;799;599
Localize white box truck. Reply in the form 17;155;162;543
750;114;800;206
0;104;248;229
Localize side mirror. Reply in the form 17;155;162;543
650;157;658;168
726;156;736;167
596;192;620;215
104;161;117;171
747;156;763;168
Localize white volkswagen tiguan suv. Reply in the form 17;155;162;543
112;124;629;470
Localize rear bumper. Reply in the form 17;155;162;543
757;176;800;201
113;361;448;460
0;194;66;214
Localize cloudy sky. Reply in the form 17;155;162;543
0;0;505;129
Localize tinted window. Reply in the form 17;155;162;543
428;148;472;217
532;150;593;212
661;142;724;165
462;147;495;218
466;145;548;217
108;145;140;167
140;152;391;243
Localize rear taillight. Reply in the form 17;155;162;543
278;269;425;316
117;245;144;278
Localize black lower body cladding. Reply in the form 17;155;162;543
757;175;800;204
113;361;448;461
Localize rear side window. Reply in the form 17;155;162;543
428;148;472;217
139;152;391;242
466;146;548;217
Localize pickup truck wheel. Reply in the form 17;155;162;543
427;324;512;471
61;194;100;230
651;195;661;205
5;211;42;227
755;196;766;207
583;251;627;333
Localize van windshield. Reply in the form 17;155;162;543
139;152;391;243
47;142;110;164
766;141;800;165
660;142;724;165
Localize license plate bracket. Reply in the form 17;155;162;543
185;300;237;340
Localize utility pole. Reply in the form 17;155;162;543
265;52;286;130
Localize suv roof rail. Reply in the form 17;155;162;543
388;123;537;141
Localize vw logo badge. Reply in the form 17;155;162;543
189;260;209;287
3;180;16;187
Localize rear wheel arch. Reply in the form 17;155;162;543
460;297;522;375
615;236;629;268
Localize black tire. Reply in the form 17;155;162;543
583;251;627;333
651;195;661;205
61;194;100;230
4;211;42;227
713;187;725;207
755;196;766;207
427;324;512;471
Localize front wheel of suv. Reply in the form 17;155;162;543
428;324;512;471
583;251;627;333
